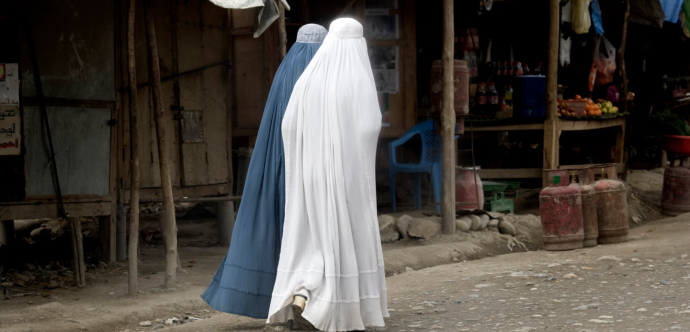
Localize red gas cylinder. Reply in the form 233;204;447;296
456;166;484;210
539;169;584;251
661;166;690;216
560;166;599;247
430;60;470;116
592;166;629;244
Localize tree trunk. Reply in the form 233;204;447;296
143;0;178;288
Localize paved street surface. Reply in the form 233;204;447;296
162;215;690;332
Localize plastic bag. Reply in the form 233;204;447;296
593;36;617;86
560;33;572;67
591;0;605;35
572;0;592;34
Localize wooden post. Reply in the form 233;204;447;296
126;0;140;296
69;218;86;287
619;0;631;181
618;1;630;114
278;0;287;61
441;0;455;234
543;0;560;184
143;0;178;288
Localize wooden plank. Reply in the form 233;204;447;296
123;183;229;201
201;1;230;185
139;195;242;203
0;202;111;220
22;98;115;109
558;117;626;131
471;123;545;132
478;168;543;179
178;0;209;186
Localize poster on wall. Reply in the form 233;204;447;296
0;106;21;155
0;63;20;106
368;46;398;70
364;0;398;14
373;69;398;93
364;15;399;40
378;92;390;127
364;0;399;39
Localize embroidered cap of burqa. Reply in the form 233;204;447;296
267;18;388;332
201;24;327;320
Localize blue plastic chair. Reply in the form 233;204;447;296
388;119;459;214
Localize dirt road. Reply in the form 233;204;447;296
4;211;689;332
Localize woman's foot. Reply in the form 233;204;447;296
291;295;315;330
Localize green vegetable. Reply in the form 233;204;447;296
650;110;690;136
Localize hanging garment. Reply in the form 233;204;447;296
629;0;665;28
200;24;327;320
208;0;265;9
682;0;690;37
660;0;684;22
207;0;290;38
266;18;388;332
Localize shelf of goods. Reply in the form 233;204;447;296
466;115;627;179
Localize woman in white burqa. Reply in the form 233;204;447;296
267;18;388;332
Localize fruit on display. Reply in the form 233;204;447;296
595;99;619;114
557;100;577;117
584;99;601;116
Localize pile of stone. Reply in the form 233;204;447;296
377;213;519;243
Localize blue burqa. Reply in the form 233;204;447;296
201;24;327;319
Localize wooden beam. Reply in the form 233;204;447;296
557;117;626;131
478;168;543;179
69;217;86;287
471;123;545;132
143;0;178;289
543;0;560;183
0;202;111;220
126;0;140;296
123;183;229;202
619;0;631;181
441;0;455;234
277;0;287;61
139;196;242;203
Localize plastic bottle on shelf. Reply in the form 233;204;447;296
477;83;487;113
505;84;514;106
488;82;499;112
515;62;524;76
523;63;531;75
499;96;508;112
502;61;509;76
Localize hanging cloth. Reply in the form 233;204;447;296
629;0;665;28
660;0;684;23
267;18;388;332
682;0;690;37
200;24;327;320
207;0;290;38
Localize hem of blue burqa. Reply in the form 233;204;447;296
200;256;276;319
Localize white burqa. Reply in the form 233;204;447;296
267;18;388;332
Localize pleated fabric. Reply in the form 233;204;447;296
267;18;388;332
201;24;327;320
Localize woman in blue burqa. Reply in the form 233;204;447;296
201;24;328;319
